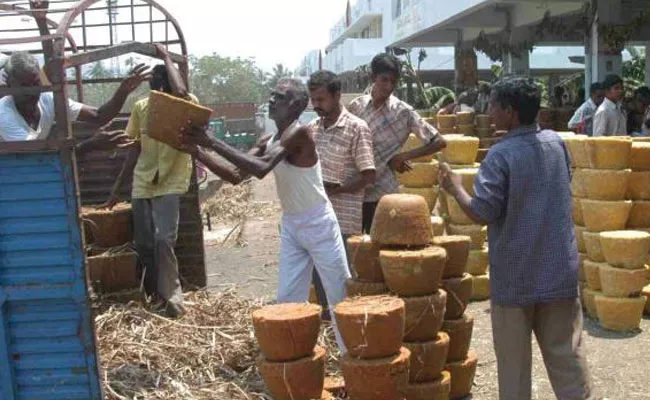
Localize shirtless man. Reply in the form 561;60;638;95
180;79;351;350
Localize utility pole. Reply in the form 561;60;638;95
107;0;120;75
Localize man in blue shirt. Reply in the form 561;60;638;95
440;76;593;400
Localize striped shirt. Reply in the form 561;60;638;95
469;124;579;306
347;94;439;202
310;108;375;235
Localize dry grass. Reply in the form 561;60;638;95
96;290;344;400
201;181;281;226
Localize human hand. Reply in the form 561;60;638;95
389;154;412;173
89;130;135;151
180;120;213;149
120;63;152;93
324;181;342;196
29;0;49;22
153;43;169;59
99;194;120;210
439;162;462;197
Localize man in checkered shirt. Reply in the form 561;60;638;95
347;53;446;232
307;70;376;319
440;76;593;400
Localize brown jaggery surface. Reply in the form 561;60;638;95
405;371;451;400
81;202;132;247
441;274;473;320
442;313;475;362
404;332;450;383
347;235;383;282
466;248;489;276
341;346;411;400
252;303;322;362
345;278;388;297
370;194;433;246
445;349;479;399
403;290;447;342
380;246;447;297
258;345;326;400
334;295;405;359
432;235;471;278
146;90;213;149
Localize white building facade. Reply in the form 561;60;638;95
304;0;586;76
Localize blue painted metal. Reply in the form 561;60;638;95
0;152;102;400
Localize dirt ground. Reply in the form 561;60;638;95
202;176;650;400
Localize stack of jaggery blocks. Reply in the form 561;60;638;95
81;203;138;292
564;136;650;331
252;303;333;400
334;194;478;399
439;135;491;302
397;134;440;214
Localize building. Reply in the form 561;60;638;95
295;50;322;78
300;0;644;94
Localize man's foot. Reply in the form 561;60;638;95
164;302;186;319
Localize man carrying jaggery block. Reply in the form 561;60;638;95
440;76;593;400
347;53;446;233
180;78;352;350
306;70;376;320
104;44;198;318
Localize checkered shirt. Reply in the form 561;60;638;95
347;94;439;201
469;124;580;306
309;108;375;235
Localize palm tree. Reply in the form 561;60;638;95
267;63;293;91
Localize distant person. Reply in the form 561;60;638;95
307;70;376;319
627;86;650;136
574;87;586;108
348;53;446;232
182;78;351;350
474;83;491;114
567;82;604;136
436;96;456;115
440;76;593;400
593;74;626;136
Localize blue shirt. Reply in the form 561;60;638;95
470;124;579;306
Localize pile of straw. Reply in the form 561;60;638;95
96;290;344;399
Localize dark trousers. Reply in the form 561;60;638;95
362;201;379;234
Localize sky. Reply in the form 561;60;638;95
160;0;348;72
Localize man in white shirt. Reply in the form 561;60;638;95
0;52;150;142
593;74;627;137
567;82;604;136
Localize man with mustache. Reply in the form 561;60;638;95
307;70;376;320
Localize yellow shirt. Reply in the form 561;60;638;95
126;94;197;199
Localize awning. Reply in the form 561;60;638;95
392;0;588;48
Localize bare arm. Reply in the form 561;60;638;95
102;144;141;209
30;1;53;65
77;64;152;126
154;43;188;98
328;169;376;196
190;137;269;185
183;124;304;179
401;135;447;161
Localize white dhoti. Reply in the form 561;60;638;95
277;201;351;352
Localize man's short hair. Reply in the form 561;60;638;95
278;78;309;115
5;52;40;81
635;86;650;99
308;70;341;95
602;74;623;90
370;53;401;78
491;76;541;126
589;82;603;94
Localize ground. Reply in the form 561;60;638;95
202;176;650;400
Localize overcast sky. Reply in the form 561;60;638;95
161;0;347;71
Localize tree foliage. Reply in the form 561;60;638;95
188;54;269;105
